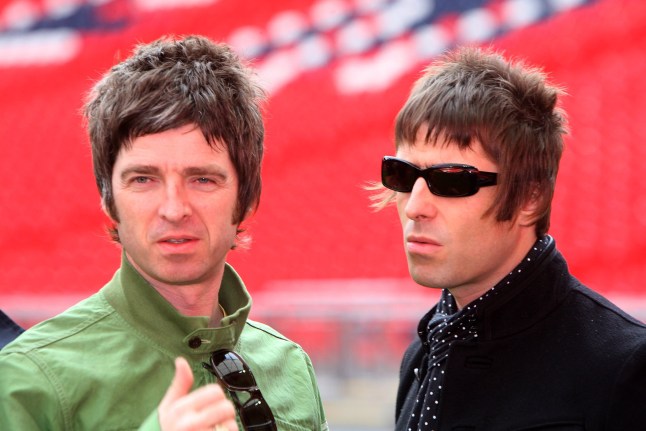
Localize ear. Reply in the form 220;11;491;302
100;198;119;225
232;206;255;236
240;205;257;224
517;188;541;227
100;198;109;218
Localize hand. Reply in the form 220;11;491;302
159;357;239;431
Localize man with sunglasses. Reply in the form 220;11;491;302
0;35;327;431
374;47;646;430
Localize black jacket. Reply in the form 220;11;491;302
0;309;23;350
396;245;646;431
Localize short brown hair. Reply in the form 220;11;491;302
84;35;265;241
373;46;567;237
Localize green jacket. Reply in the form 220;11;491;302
0;255;328;431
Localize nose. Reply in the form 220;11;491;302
404;177;438;220
158;182;191;222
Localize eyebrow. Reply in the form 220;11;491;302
119;164;229;181
183;166;229;179
119;165;160;182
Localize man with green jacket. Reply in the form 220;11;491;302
0;35;328;431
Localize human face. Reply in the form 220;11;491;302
395;128;537;307
110;124;240;292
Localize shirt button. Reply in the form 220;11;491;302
188;337;202;349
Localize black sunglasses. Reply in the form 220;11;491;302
381;156;497;197
202;349;277;431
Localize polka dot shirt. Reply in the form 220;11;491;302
405;236;551;431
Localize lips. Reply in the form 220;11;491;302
156;235;199;252
157;234;198;243
406;234;441;246
163;238;190;244
405;234;442;255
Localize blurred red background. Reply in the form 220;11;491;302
0;0;644;325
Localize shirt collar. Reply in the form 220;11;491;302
101;252;251;358
418;235;557;344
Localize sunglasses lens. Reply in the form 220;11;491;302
240;397;277;430
382;158;418;192
429;168;476;197
211;350;257;389
205;349;277;431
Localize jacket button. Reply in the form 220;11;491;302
188;337;202;349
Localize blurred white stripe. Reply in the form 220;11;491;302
0;29;81;67
135;0;217;11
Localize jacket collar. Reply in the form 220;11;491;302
477;237;573;339
101;252;251;357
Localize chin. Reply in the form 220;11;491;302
408;271;437;289
153;270;205;286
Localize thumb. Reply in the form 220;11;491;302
161;357;194;406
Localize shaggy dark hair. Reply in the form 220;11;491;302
84;35;265;242
373;46;567;237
